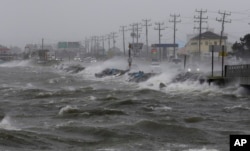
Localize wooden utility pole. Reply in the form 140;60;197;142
120;26;127;56
154;22;165;44
216;10;231;77
84;38;90;54
169;14;181;58
135;23;142;56
134;23;142;44
100;36;106;55
142;19;152;57
216;10;231;47
130;23;136;45
106;34;111;51
93;36;99;55
194;9;208;60
154;22;165;61
110;32;118;48
129;23;140;56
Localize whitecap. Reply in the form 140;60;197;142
0;116;20;130
58;105;79;116
89;96;96;101
183;147;219;151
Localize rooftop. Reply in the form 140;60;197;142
191;31;227;40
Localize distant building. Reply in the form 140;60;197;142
185;31;227;57
0;45;13;61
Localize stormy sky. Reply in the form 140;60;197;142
0;0;250;48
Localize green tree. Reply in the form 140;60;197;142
240;34;250;50
232;33;250;60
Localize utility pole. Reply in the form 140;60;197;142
216;10;231;77
93;36;99;55
169;14;181;58
130;23;137;56
130;23;136;44
42;38;44;50
216;10;231;47
100;36;106;56
110;32;118;48
135;23;142;56
91;36;99;55
84;38;89;54
135;23;142;44
90;36;94;54
142;19;152;57
194;9;208;61
42;38;45;61
154;22;165;44
120;26;127;56
154;22;165;61
106;34;111;51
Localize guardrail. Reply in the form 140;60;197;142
225;64;250;77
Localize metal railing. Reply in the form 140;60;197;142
225;64;250;77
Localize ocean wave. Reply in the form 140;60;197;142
108;99;140;108
129;120;210;144
0;116;20;131
58;105;126;117
223;104;250;113
183;147;219;151
142;104;172;112
0;129;52;150
58;105;80;116
184;116;205;123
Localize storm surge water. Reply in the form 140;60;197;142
0;59;249;151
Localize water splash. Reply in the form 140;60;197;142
0;116;20;130
0;60;33;67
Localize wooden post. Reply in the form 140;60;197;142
221;45;225;77
184;55;187;70
211;45;214;77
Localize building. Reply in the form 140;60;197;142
0;45;12;61
185;31;227;57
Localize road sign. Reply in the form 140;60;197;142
129;43;143;49
209;45;227;52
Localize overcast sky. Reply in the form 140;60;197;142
0;0;250;48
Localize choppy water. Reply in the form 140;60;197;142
0;59;250;151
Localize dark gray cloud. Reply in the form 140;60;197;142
0;0;249;48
